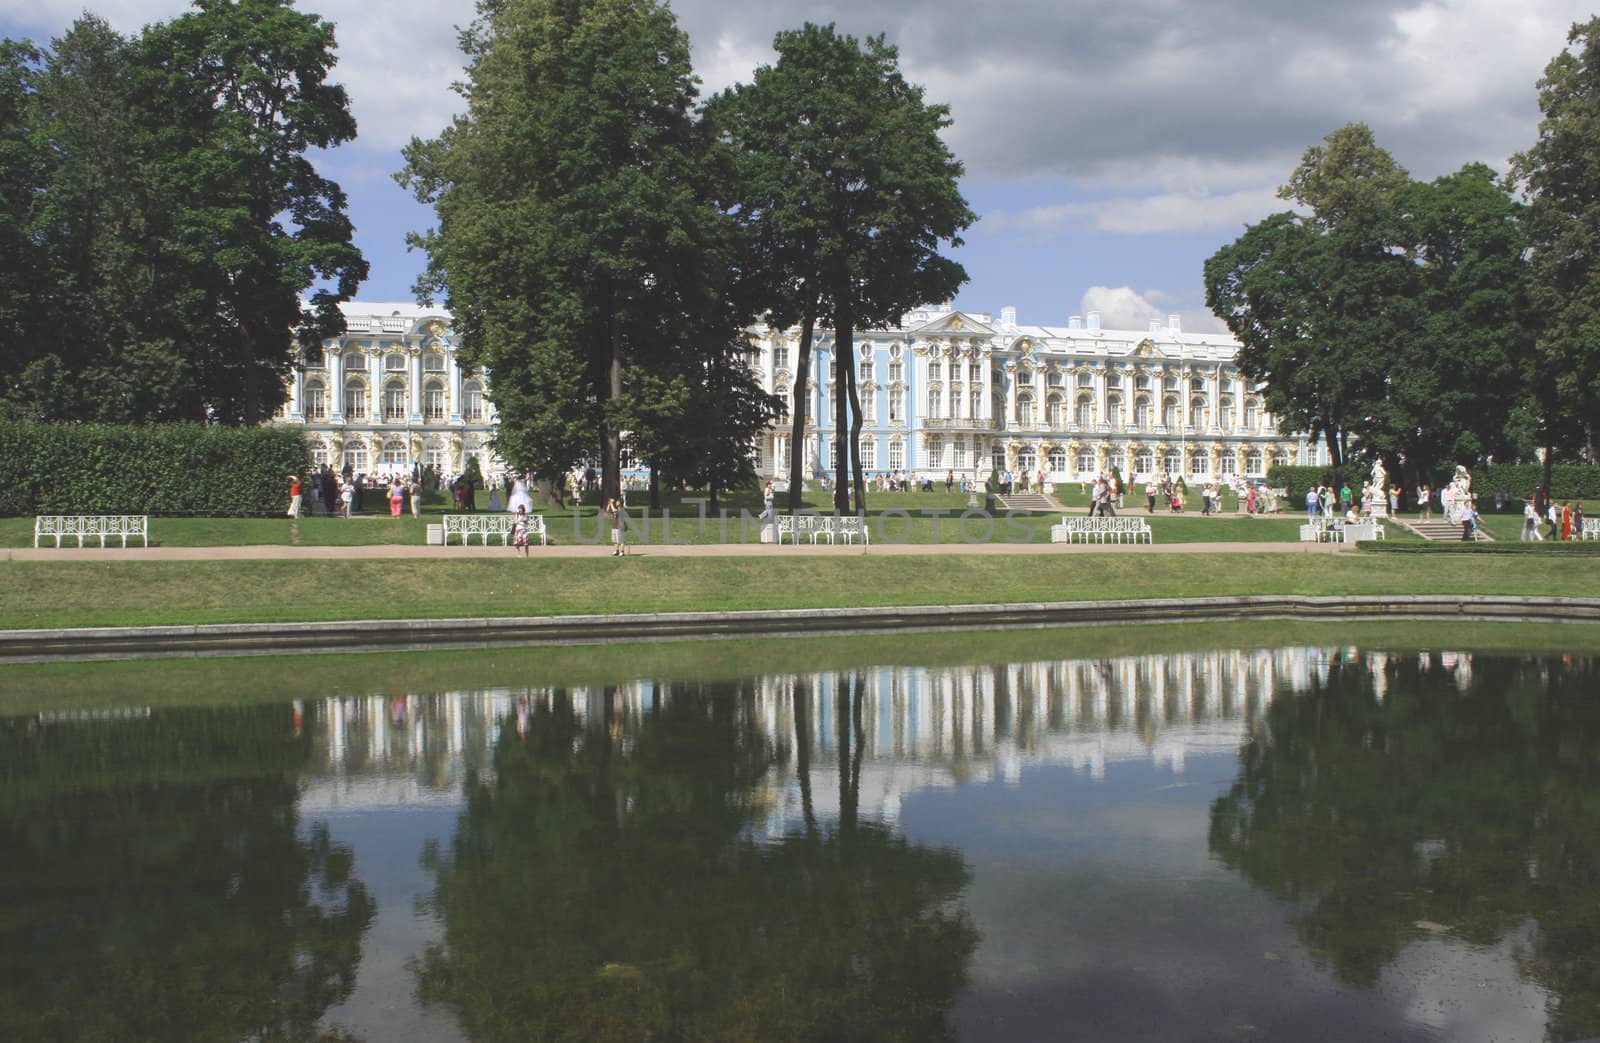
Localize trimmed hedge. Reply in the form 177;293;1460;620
1473;463;1600;500
0;421;309;517
1357;540;1600;555
1266;464;1370;495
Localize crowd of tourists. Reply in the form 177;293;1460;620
285;465;497;519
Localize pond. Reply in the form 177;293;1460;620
2;625;1598;1042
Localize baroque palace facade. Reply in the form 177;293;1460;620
755;305;1319;485
279;301;1320;483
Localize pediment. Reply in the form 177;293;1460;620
1127;338;1168;359
908;310;996;338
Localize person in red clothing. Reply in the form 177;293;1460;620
286;475;302;518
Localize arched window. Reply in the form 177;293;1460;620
860;436;877;469
385;353;406;371
993;445;1007;472
1077;450;1095;474
1048;445;1067;472
1219;451;1237;476
1046;395;1064;429
1135;397;1152;430
1190;396;1207;428
304;379;326;420
382;439;408;468
1017;447;1037;471
309;441;330;467
1076;371;1093;388
423;353;445;372
1162;398;1178;429
1273;451;1290;468
1190;451;1207;474
1164;451;1181;475
344;378;367;419
463;380;484;421
1163;375;1179;392
926;434;943;468
1136;450;1153;474
1135;374;1152;392
1107;396;1124;430
1016;394;1034;427
383;378;407;420
1016;368;1032;387
344;352;367;373
888;437;904;470
343;444;369;474
424;439;448;472
1246;450;1264;474
1075;395;1094;427
423;378;446;421
1106;372;1123;390
1190;376;1206;393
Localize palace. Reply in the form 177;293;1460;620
276;302;499;478
754;305;1322;486
278;300;1322;483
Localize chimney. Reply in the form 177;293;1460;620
1148;320;1161;334
1001;305;1017;329
1087;311;1101;330
1168;314;1181;333
1068;315;1082;330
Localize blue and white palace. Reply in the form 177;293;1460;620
280;301;1323;484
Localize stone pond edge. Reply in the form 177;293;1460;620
3;594;1600;664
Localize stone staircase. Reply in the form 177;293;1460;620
994;492;1057;512
1400;518;1494;542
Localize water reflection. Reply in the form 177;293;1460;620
3;645;1599;1041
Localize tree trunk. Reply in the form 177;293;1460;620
648;463;660;510
709;477;719;514
601;320;624;501
793;678;816;835
844;323;867;513
1542;442;1555;496
1323;426;1343;469
833;307;851;515
787;311;816;514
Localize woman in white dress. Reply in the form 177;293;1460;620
508;473;534;515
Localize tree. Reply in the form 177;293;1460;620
400;0;737;499
0;3;366;425
1511;16;1600;479
712;24;973;513
135;0;367;424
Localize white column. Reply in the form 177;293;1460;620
330;348;344;421
290;368;304;418
1209;366;1220;432
450;351;464;423
1005;364;1017;425
410;349;423;420
1093;364;1106;427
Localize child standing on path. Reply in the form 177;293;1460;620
286;475;302;518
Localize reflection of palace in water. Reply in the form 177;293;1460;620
292;647;1480;828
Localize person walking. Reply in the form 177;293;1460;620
388;478;405;518
340;481;354;518
1522;500;1542;541
762;480;775;520
286;475;302;519
605;496;627;556
1416;484;1431;520
408;477;422;518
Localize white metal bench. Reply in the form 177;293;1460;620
1581;518;1599;541
34;515;149;548
775;515;870;545
441;513;545;546
1050;516;1154;544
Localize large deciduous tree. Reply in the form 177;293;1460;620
0;2;366;425
400;0;743;499
1512;16;1600;480
712;24;973;514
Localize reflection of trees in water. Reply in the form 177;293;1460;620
1209;654;1600;1041
416;679;977;1042
0;706;375;1041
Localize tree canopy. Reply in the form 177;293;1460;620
0;1;366;425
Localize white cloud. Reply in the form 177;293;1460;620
1079;286;1227;334
995;186;1285;237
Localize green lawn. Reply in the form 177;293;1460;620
2;552;1597;630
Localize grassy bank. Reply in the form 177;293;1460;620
1;552;1596;630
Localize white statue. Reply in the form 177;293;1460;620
1451;464;1472;508
1369;457;1387;496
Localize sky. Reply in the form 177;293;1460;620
2;0;1595;333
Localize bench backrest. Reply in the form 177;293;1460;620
443;514;514;532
